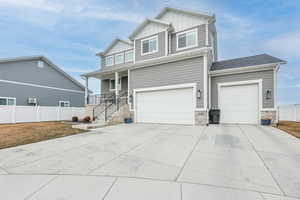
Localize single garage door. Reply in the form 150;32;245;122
219;84;259;124
135;87;194;125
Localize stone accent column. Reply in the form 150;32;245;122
261;110;277;124
195;110;208;125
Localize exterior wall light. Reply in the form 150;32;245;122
197;90;201;99
265;89;272;100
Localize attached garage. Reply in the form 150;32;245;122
218;80;262;124
134;84;196;125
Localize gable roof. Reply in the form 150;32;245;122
211;54;286;71
96;38;133;56
129;18;172;40
0;55;86;91
156;7;215;21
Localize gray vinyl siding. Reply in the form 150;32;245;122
101;76;128;95
0;81;84;107
135;32;166;62
0;59;84;107
101;49;134;68
211;70;274;109
130;56;204;108
170;25;206;54
0;60;82;91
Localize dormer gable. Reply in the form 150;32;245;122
129;18;173;41
155;7;215;32
97;38;133;56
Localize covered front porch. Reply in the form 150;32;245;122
83;70;129;105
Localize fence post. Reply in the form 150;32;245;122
12;105;16;124
294;104;297;121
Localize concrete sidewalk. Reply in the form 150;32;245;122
0;124;299;199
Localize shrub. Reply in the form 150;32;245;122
72;116;78;122
83;116;91;123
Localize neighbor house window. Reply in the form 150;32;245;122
109;78;121;91
125;50;134;62
105;56;114;66
0;97;16;105
59;101;70;107
115;53;124;65
141;36;158;55
177;29;198;50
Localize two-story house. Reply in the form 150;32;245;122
82;7;286;125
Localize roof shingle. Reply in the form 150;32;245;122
211;54;286;71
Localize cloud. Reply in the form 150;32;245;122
0;0;64;12
63;67;94;73
264;30;300;59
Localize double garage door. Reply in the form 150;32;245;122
135;87;195;125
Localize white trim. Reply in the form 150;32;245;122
208;74;211;109
217;79;263;124
176;28;198;51
133;83;197;125
133;40;136;64
59;101;70;107
114;52;124;65
209;63;280;76
0;79;85;94
195;108;208;111
165;30;168;56
105;55;114;66
205;23;209;46
203;54;208;110
261;108;277;111
141;35;159;56
0;96;16;105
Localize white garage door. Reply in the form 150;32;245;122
219;84;259;124
135;87;194;125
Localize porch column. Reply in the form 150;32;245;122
115;72;119;106
84;76;89;105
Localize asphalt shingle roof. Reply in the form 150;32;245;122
211;54;286;71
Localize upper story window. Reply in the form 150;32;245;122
177;29;198;50
115;53;124;65
141;36;158;55
105;56;114;66
125;50;134;62
0;97;16;105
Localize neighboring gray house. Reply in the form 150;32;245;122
82;7;286;125
0;56;85;107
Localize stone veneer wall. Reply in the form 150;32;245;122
261;110;277;124
195;111;208;125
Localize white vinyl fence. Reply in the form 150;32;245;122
278;104;300;122
0;106;85;124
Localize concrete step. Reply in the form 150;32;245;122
72;123;105;130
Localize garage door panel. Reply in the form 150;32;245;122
220;84;259;124
136;87;194;125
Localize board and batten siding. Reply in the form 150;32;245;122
135;31;166;62
211;70;274;109
130;56;204;108
170;25;206;54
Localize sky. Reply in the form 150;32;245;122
0;0;299;105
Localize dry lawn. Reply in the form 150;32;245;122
0;122;86;149
276;121;300;139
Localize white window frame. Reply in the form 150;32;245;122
109;78;122;91
114;53;124;65
0;97;16;106
59;101;70;107
176;28;198;51
125;50;134;62
141;35;158;56
105;56;114;66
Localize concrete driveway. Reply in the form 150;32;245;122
0;124;299;200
